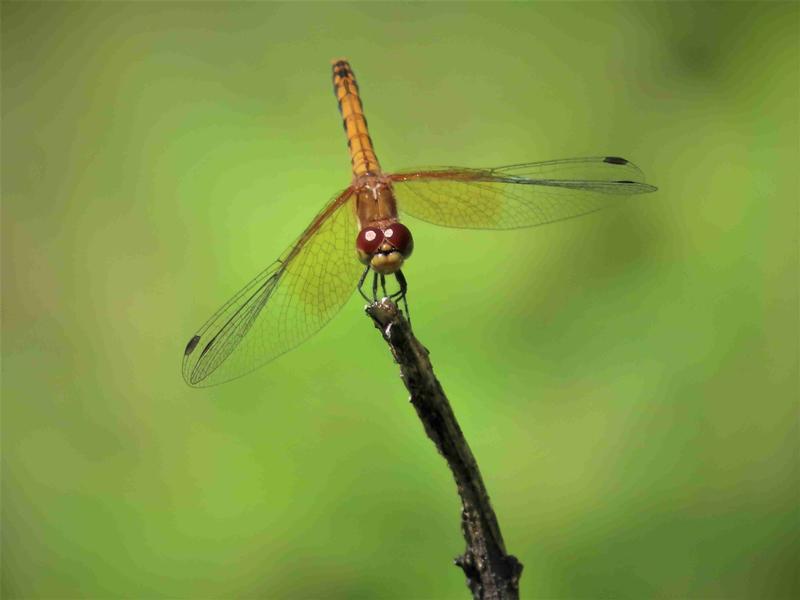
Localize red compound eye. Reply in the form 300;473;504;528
383;223;414;257
356;227;384;264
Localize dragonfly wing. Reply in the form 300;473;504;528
183;188;361;387
390;156;657;230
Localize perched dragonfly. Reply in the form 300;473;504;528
183;59;657;387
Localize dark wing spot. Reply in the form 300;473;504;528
200;336;217;359
603;156;628;165
185;335;201;356
616;180;636;183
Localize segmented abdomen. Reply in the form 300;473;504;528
332;60;381;177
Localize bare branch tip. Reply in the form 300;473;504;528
365;297;400;327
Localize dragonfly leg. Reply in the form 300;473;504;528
371;270;379;301
379;274;388;299
357;265;371;302
390;269;407;300
393;269;411;325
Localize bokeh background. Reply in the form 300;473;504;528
3;2;798;598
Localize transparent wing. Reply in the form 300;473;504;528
389;156;657;230
182;188;361;387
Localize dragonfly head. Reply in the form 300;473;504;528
356;223;414;274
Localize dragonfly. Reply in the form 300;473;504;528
183;59;657;387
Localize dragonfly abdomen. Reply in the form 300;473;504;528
332;59;381;177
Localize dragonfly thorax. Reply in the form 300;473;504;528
356;223;414;274
354;174;398;226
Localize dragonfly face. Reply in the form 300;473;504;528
181;59;657;387
356;223;414;274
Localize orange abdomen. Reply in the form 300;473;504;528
332;60;381;177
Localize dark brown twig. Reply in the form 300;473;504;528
366;299;523;600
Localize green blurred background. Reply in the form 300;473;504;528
3;2;797;598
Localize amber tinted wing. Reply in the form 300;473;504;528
183;188;361;387
389;156;657;229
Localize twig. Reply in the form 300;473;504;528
365;299;523;600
